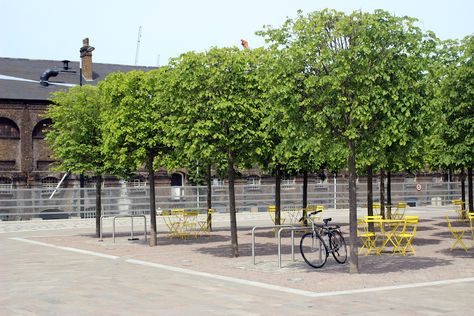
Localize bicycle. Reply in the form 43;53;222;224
299;210;347;268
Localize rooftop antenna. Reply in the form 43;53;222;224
135;26;142;65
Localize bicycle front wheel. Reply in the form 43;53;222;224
300;232;327;268
330;230;347;264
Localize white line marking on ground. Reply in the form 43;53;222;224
305;277;474;297
9;237;474;298
9;237;119;260
125;258;317;297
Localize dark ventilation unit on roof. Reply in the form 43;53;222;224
39;68;60;86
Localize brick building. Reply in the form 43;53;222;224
0;38;155;190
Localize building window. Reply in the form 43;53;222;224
32;119;52;139
127;176;147;192
41;176;59;193
282;177;296;190
247;176;261;191
0;118;20;138
0;177;13;194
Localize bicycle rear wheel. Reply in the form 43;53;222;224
330;230;347;264
300;232;327;268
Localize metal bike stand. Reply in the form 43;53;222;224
251;225;292;265
112;215;147;243
277;226;312;268
99;215;107;242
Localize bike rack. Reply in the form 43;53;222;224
277;226;312;268
99;215;147;243
251;225;293;265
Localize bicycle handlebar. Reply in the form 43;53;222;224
299;210;322;222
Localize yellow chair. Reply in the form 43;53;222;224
394;216;418;255
357;218;378;255
468;213;474;245
446;215;468;252
452;199;466;220
267;205;286;225
198;208;214;236
372;202;381;216
181;210;199;239
392;202;407;220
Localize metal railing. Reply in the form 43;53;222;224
0;181;465;221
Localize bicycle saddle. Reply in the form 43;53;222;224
323;218;332;225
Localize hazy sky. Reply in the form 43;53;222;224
1;0;473;67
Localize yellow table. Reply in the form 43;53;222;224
366;218;406;255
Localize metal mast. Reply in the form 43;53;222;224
135;26;142;65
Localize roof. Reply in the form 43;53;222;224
0;57;156;100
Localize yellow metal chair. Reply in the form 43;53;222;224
394;215;418;255
446;215;468;252
372;202;381;216
198;209;214;236
181;210;199;239
392;202;407;220
357;218;377;255
468;213;474;245
452;199;466;220
267;205;286;225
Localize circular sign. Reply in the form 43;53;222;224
416;183;422;191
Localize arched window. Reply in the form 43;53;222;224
0;117;20;138
32;119;52;139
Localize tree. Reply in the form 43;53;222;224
165;47;264;257
45;85;105;237
99;69;172;246
434;36;474;212
258;9;437;273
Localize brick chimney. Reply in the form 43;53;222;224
80;38;94;81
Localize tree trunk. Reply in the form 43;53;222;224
275;164;281;226
302;170;308;226
468;167;473;213
206;163;212;231
379;170;385;219
348;140;359;274
367;166;374;231
386;170;392;219
147;154;157;247
95;174;102;238
227;150;239;257
461;168;466;210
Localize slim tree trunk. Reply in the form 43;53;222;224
148;154;157;247
367;166;374;231
461;168;466;210
95;174;102;238
468;167;473;213
302;170;308;226
379;170;385;219
227;150;239;257
386;170;392;219
348;140;359;274
275;164;281;226
206;163;213;231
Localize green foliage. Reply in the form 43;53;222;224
45;85;105;174
258;9;438;173
99;69;172;176
431;35;474;169
165;47;264;174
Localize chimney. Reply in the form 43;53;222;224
80;38;95;81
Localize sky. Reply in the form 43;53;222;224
1;0;473;67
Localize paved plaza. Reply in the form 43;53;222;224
1;207;473;315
